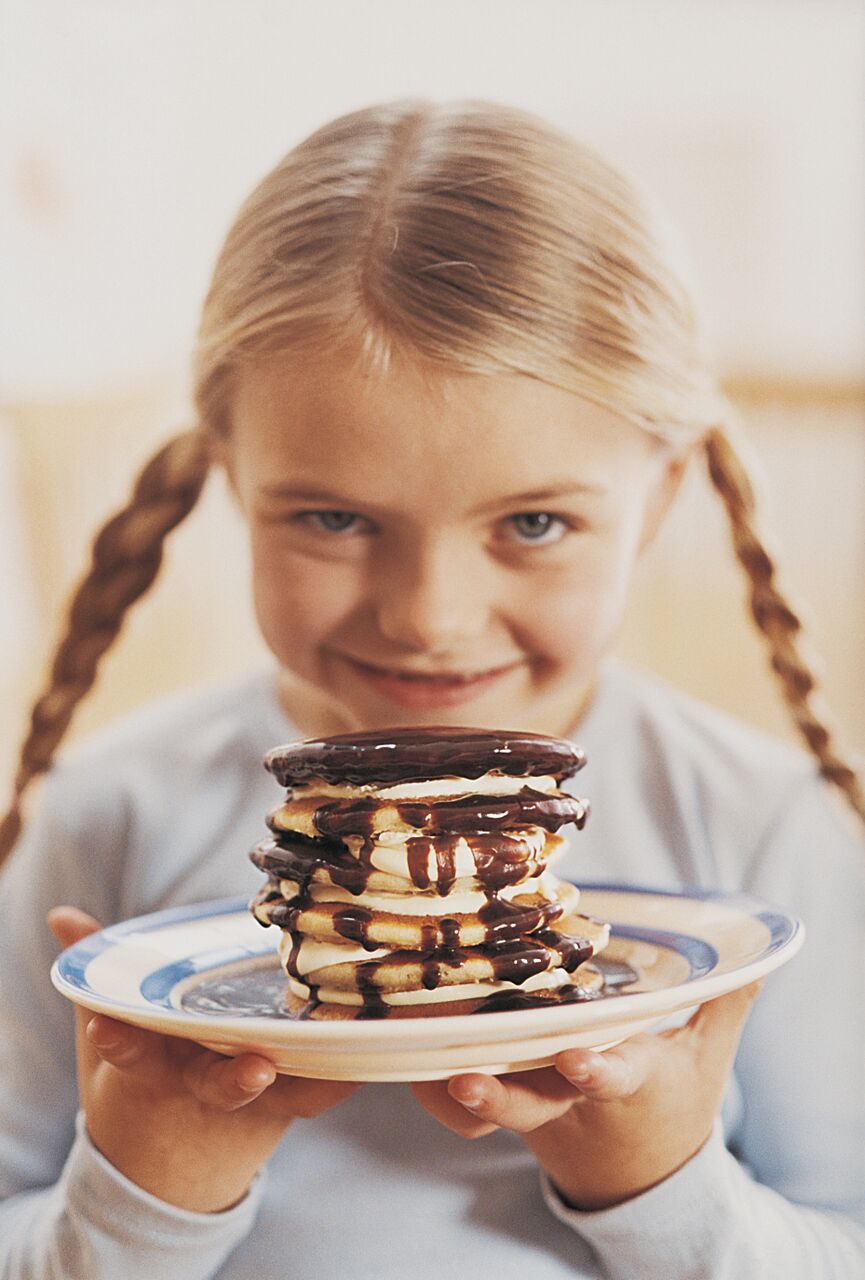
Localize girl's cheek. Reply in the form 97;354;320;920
521;547;636;662
250;541;362;658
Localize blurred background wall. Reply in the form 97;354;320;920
2;0;864;805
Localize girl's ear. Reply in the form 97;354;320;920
638;442;695;553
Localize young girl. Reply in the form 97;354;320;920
0;99;862;1280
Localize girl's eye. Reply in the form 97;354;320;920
297;510;370;535
505;512;570;545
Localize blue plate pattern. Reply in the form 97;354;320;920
53;882;799;1017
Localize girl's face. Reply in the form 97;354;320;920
224;352;685;738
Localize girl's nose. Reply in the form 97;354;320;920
375;541;485;655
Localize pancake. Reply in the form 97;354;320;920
269;789;588;839
251;827;563;895
281;960;606;1020
265;726;585;788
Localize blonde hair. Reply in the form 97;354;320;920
1;98;861;864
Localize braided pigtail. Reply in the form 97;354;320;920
0;429;211;868
704;425;865;824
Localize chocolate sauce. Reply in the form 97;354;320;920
468;838;545;890
406;837;432;891
180;963;294;1018
399;832;545;893
289;928;593;990
265;897;301;932
179;952;632;1022
473;983;603;1013
252;835;370;895
354;961;390;1019
332;905;381;950
265;726;585;788
477;893;563;941
314;788;587;838
439;916;461;955
253;829;545;899
404;834;461;894
297;991;322;1019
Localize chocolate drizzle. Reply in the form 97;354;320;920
406;835;460;895
313;788;587;837
354;963;389;1019
265;726;585;787
331;905;379;948
253;834;371;895
473;982;603;1013
252;830;549;896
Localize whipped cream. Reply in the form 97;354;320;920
299;871;579;918
345;829;564;887
278;932;390;977
290;773;559;802
286;965;579;1007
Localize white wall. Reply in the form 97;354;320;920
2;0;864;396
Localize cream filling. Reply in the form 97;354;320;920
291;773;559;802
281;917;609;984
347;829;564;885
296;871;578;917
286;965;578;1007
278;931;390;977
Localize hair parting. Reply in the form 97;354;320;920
0;430;211;867
704;426;865;823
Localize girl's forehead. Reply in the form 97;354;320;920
231;352;654;494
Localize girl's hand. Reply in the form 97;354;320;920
411;983;760;1210
49;906;361;1213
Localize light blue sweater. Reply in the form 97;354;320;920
0;662;863;1279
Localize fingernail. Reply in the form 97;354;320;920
87;1022;123;1051
458;1089;485;1110
237;1064;270;1092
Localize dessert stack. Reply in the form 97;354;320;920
250;727;609;1019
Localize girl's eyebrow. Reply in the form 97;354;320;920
257;482;607;511
258;481;609;501
474;483;607;512
258;485;366;505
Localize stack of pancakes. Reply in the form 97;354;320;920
249;727;609;1020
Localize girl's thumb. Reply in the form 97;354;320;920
47;905;103;950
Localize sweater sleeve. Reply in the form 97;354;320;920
0;1115;266;1280
541;1123;865;1279
0;764;262;1280
540;772;865;1278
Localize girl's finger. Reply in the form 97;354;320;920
446;1069;575;1134
85;1014;174;1079
49;911;113;1079
686;983;763;1072
410;1079;500;1138
182;1051;277;1111
47;905;103;949
554;1038;658;1101
690;983;762;1045
264;1075;364;1121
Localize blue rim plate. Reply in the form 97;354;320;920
50;884;803;1081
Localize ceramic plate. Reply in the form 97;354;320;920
51;885;803;1081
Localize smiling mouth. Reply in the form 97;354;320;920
344;657;522;682
338;655;524;709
